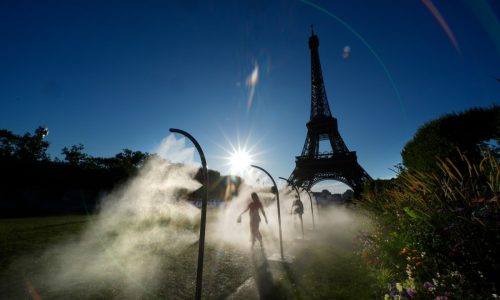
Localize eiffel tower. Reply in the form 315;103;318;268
289;29;371;197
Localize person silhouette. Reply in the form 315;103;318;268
291;196;304;238
238;192;268;248
291;196;304;217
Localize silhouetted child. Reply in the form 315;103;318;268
291;196;304;238
291;197;304;216
238;192;268;248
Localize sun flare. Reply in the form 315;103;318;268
229;149;252;173
215;132;264;176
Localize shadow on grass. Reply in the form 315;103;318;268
283;262;304;299
251;247;291;300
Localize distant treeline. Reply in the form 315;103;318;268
0;127;241;217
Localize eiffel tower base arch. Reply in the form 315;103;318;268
289;153;371;199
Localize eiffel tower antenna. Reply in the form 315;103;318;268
289;29;371;198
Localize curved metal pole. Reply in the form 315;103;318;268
251;165;284;260
278;177;300;200
303;188;316;230
169;128;207;300
279;177;305;238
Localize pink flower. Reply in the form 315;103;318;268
423;282;435;291
472;197;485;203
406;288;416;298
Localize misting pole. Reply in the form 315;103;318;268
169;128;207;300
279;177;305;238
251;165;284;260
303;188;316;229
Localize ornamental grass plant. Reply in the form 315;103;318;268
358;151;499;299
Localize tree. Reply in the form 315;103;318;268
114;149;148;169
320;189;332;197
402;106;500;173
62;144;88;166
0;129;19;157
15;126;50;161
100;149;150;176
0;126;51;161
341;189;354;201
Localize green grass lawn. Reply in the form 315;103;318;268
0;214;252;299
277;229;385;299
0;215;92;268
0;209;381;299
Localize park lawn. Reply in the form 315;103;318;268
272;220;384;299
0;214;93;269
283;239;384;299
0;209;382;299
0;215;95;299
0;214;252;299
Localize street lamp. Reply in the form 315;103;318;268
279;177;304;239
250;164;284;260
169;128;207;300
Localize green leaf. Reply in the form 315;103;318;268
403;207;418;219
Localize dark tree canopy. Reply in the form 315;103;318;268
0;127;151;216
114;149;148;169
0;129;18;157
320;189;331;196
402;106;500;173
0;126;50;161
62;143;88;166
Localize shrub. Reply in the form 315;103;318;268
358;151;499;299
401;106;500;174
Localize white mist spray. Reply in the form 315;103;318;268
40;134;203;299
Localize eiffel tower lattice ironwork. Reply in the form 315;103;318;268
289;29;371;197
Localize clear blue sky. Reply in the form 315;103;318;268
1;1;499;192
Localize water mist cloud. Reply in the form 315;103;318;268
155;134;196;164
38;135;202;299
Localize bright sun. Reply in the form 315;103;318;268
229;149;252;173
